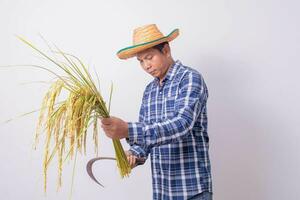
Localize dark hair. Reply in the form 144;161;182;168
151;42;169;53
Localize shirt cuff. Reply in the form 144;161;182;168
127;122;145;146
129;145;147;158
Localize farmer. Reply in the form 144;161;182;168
101;24;213;200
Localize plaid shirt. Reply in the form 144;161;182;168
127;60;212;200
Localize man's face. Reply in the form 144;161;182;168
136;46;170;80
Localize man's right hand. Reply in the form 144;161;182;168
125;150;137;169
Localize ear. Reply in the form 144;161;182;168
162;43;171;57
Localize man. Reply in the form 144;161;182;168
101;24;213;200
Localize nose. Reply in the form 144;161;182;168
146;66;152;71
144;60;152;71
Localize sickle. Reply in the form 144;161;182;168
86;157;116;187
86;156;146;187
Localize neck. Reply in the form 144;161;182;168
159;58;175;85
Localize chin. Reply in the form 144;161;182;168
150;72;159;78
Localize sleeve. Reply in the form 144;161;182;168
126;90;150;162
127;71;207;149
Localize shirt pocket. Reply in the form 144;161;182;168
163;96;176;118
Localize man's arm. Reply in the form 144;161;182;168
127;71;207;149
126;99;149;164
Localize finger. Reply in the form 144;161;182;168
129;155;133;166
101;118;112;125
125;151;131;157
132;156;136;168
104;131;113;138
101;125;113;132
130;156;137;168
130;156;133;167
101;126;108;133
130;156;135;167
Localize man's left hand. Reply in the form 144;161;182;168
100;116;129;139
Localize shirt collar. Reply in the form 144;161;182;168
154;60;182;84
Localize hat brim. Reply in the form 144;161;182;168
117;28;179;59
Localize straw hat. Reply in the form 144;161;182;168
117;24;179;59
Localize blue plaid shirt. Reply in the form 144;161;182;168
127;60;212;200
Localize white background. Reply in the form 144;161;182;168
0;0;299;199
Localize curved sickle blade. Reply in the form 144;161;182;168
86;156;146;187
86;157;116;187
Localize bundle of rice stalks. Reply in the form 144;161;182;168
16;36;131;192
